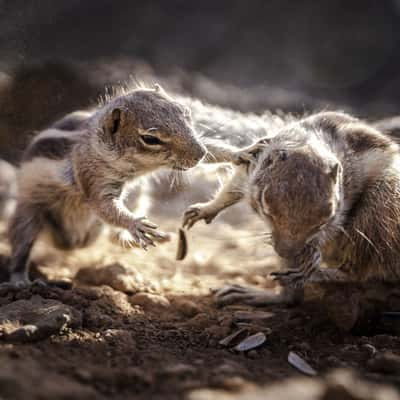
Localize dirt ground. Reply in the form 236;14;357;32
0;172;399;400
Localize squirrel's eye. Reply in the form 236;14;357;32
140;135;163;146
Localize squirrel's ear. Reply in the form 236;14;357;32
328;162;341;181
110;108;121;134
234;137;270;165
103;108;123;139
278;149;288;161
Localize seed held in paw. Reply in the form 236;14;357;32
176;228;188;261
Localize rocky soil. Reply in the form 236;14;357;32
0;181;399;400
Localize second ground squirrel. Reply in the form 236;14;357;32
184;111;400;306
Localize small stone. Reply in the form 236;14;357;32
0;296;81;343
130;292;170;309
76;263;151;294
219;376;249;391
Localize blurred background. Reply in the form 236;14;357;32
1;0;400;161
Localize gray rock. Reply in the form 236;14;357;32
0;295;81;343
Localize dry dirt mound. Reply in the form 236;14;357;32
0;208;399;399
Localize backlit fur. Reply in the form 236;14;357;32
8;85;206;284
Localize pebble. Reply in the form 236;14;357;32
76;263;153;294
219;376;249;391
0;296;81;343
130;292;170;309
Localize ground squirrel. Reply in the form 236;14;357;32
184;111;400;306
7;84;207;286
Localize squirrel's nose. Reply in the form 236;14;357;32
187;142;206;167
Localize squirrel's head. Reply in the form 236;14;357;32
244;122;342;259
96;84;206;172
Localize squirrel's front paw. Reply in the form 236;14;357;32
233;141;269;165
270;269;306;288
232;150;253;165
111;227;170;249
182;203;218;229
128;217;168;250
109;229;140;249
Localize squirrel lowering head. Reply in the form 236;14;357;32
90;84;206;172
246;123;342;259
